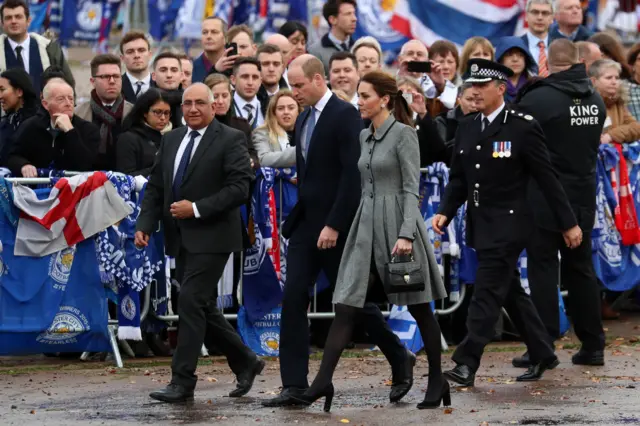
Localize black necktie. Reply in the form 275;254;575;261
173;130;199;201
482;117;490;131
14;46;25;70
340;42;349;51
135;81;143;97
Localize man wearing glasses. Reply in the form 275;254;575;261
76;53;133;171
136;83;264;403
521;0;555;77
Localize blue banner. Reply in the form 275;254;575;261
237;306;281;356
148;0;183;41
59;0;106;44
27;0;51;33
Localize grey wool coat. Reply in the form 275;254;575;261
333;115;447;308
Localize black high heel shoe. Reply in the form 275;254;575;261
289;383;335;412
416;380;451;410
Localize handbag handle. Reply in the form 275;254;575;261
389;254;415;263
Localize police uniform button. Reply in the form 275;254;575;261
366;164;370;169
474;203;479;207
460;149;464;154
524;115;533;120
475;164;480;169
475;183;480;188
416;125;420;130
518;113;523;116
509;210;514;214
476;145;481;150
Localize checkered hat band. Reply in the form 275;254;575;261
472;68;507;81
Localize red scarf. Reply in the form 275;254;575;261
611;143;640;245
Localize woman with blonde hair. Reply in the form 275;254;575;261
289;70;448;411
252;89;301;167
459;36;495;77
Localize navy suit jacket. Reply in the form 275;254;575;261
281;93;363;241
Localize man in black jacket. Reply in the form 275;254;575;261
7;79;98;177
515;39;606;367
152;52;184;129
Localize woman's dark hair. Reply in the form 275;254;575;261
0;67;37;113
278;21;308;41
589;32;632;79
122;88;170;130
360;70;412;126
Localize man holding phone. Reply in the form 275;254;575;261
397;40;457;111
192;17;238;83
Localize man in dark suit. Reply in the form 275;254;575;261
119;31;152;103
548;0;592;43
520;0;555;77
262;54;413;408
135;83;264;403
433;59;582;387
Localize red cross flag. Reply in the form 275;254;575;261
12;172;133;257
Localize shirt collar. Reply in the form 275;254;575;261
313;89;333;114
186;126;206;137
528;32;549;47
482;102;506;125
350;93;359;108
8;34;30;52
126;71;151;86
233;91;258;112
327;31;350;50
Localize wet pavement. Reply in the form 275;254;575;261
1;316;640;426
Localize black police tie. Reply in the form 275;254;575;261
135;81;143;97
482;117;490;132
173;130;199;201
14;46;25;70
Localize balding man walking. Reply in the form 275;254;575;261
262;55;413;408
136;83;265;403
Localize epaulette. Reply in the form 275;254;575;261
506;109;534;122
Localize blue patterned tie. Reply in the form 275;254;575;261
173;130;199;201
303;108;316;160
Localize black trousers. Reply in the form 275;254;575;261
527;227;605;351
172;249;256;389
279;236;407;389
453;245;555;371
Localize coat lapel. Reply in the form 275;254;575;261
182;121;218;185
166;127;187;189
305;95;335;168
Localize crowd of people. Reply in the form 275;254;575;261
0;0;638;413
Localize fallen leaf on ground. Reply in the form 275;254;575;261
485;378;496;383
384;380;392;386
443;407;453;414
479;422;490;426
30;410;35;414
340;420;350;424
470;409;478;413
207;377;218;383
206;400;212;404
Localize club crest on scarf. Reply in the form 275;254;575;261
120;295;137;321
260;331;280;355
36;305;90;345
48;246;76;289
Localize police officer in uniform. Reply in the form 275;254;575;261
513;39;606;367
432;59;583;387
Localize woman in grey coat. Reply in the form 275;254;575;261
291;71;449;411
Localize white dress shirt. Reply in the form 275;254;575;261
481;102;506;128
173;127;206;218
301;88;333;149
8;35;30;73
526;32;549;65
233;92;264;127
350;93;359;109
282;68;290;89
420;74;457;110
125;71;151;96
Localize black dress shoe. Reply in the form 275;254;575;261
261;387;306;407
149;383;194;403
444;364;476;387
229;358;266;397
390;350;416;403
516;356;559;382
572;349;605;366
512;351;532;368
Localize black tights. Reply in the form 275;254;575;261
308;301;444;399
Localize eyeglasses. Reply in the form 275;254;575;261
150;109;171;118
528;10;552;17
182;100;209;108
94;74;122;81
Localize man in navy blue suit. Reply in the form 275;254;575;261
520;0;555;77
262;54;413;407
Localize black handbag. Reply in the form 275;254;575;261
384;254;426;294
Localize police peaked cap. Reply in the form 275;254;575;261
465;59;514;83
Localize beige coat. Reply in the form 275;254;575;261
603;100;640;143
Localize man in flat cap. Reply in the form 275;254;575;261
432;58;582;386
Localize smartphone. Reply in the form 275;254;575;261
407;61;431;73
225;42;238;57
